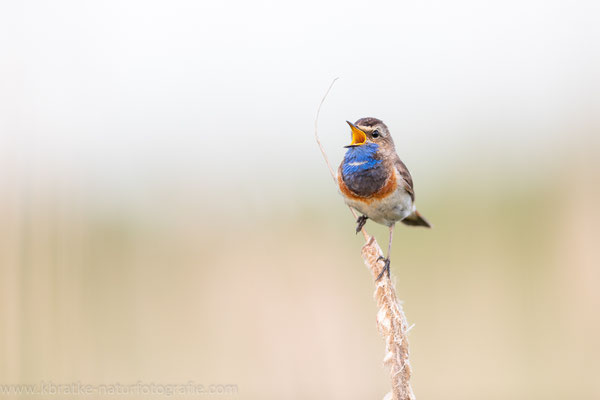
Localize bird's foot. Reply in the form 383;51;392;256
376;256;391;281
355;215;368;234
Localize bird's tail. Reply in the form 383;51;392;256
401;210;432;228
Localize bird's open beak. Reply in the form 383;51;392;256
345;121;367;147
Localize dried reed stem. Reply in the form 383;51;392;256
362;237;416;400
314;79;416;400
314;77;339;186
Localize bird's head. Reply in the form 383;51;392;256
345;117;395;151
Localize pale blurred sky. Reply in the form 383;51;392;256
1;0;598;195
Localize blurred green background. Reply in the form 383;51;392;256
1;0;599;399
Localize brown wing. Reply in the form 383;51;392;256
394;157;415;201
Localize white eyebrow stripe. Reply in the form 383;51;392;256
348;161;367;166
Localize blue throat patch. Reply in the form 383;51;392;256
342;143;381;177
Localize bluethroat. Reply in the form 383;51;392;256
338;117;431;280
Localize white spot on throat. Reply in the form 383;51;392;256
348;161;367;166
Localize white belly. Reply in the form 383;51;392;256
343;186;415;227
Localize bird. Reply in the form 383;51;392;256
338;117;430;280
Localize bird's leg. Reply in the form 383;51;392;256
376;224;395;280
355;215;368;234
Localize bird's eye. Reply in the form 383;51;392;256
372;130;380;138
